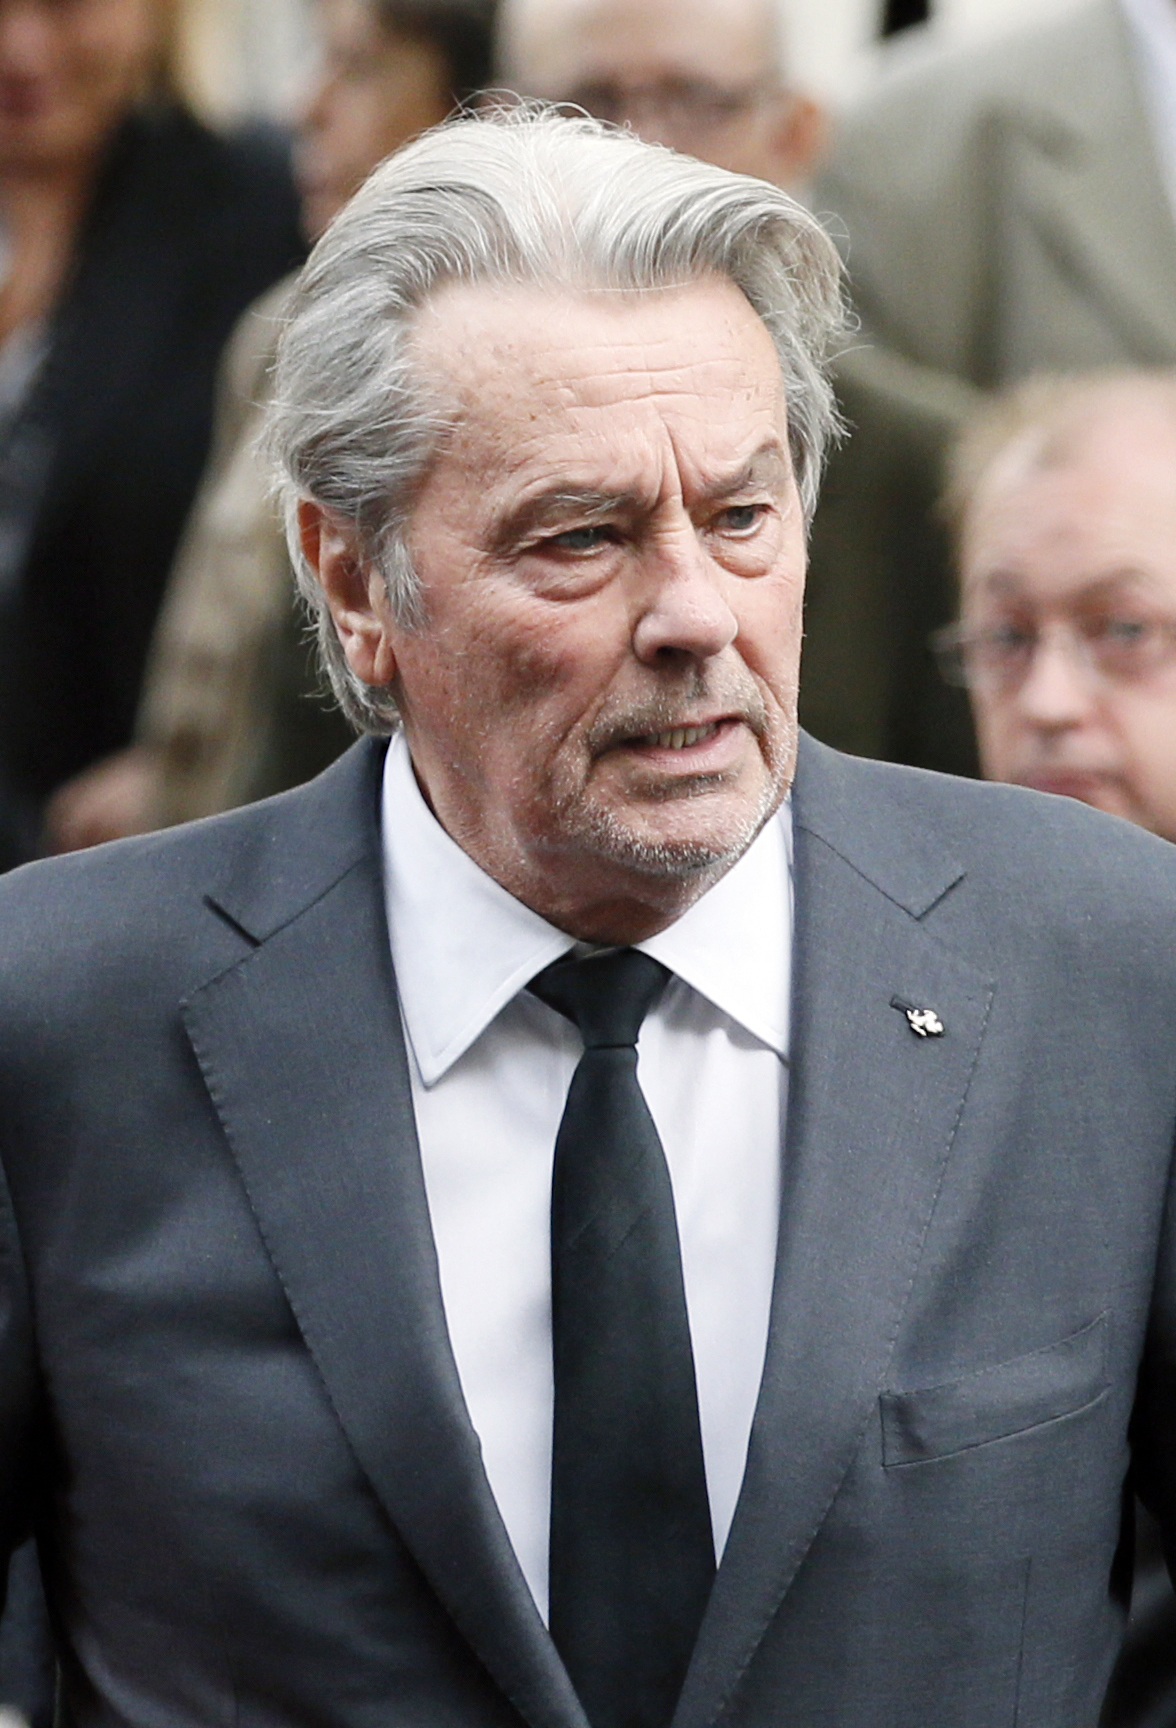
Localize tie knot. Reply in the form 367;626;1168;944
529;948;671;1050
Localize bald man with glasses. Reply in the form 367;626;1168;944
942;371;1176;846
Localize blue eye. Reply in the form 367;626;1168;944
549;525;613;552
719;504;762;533
1095;617;1151;645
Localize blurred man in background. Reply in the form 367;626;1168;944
941;373;1176;844
938;368;1176;1728
44;0;494;851
496;0;822;182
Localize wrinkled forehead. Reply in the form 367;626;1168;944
408;273;785;414
403;276;792;523
962;409;1176;608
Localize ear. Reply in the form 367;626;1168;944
765;91;826;188
298;499;400;687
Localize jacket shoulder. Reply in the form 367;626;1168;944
0;741;379;1007
794;737;1176;935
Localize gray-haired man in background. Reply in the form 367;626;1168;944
0;110;1175;1728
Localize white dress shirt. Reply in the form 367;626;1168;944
1120;0;1176;218
380;732;791;1620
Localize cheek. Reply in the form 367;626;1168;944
968;692;1019;780
402;605;586;757
1119;697;1176;836
473;597;622;733
738;576;804;696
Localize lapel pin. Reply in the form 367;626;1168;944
891;997;945;1038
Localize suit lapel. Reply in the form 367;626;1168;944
674;739;995;1728
1011;0;1176;359
181;743;587;1728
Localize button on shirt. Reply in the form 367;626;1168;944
380;731;791;1620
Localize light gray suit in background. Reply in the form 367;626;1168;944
1;732;1175;1724
817;0;1176;389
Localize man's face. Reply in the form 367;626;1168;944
498;0;822;185
315;278;807;941
295;0;455;241
961;400;1176;842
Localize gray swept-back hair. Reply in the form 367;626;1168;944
266;103;845;732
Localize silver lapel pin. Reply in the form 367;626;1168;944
891;996;945;1038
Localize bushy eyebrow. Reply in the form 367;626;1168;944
488;441;791;553
695;444;792;505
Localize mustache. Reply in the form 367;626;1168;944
585;669;768;757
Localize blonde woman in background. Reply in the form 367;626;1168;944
0;0;304;868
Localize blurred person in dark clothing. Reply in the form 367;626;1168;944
937;368;1176;1728
44;0;494;850
0;0;304;868
0;0;303;1707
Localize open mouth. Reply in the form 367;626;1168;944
632;722;722;751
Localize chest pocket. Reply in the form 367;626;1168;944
880;1311;1109;1468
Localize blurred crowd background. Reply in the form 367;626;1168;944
173;0;1085;123
5;0;1176;1722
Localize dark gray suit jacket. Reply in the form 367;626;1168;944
1;733;1175;1726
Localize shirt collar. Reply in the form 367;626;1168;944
381;730;793;1085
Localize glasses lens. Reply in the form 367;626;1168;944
932;623;1034;688
564;79;763;136
1085;617;1176;680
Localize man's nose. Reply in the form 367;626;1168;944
1014;628;1099;729
630;527;740;665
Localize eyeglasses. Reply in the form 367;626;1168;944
558;78;777;139
932;614;1176;691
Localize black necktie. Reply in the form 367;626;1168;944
530;949;715;1728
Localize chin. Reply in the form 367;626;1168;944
580;788;781;884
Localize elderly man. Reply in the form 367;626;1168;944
1;111;1176;1728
